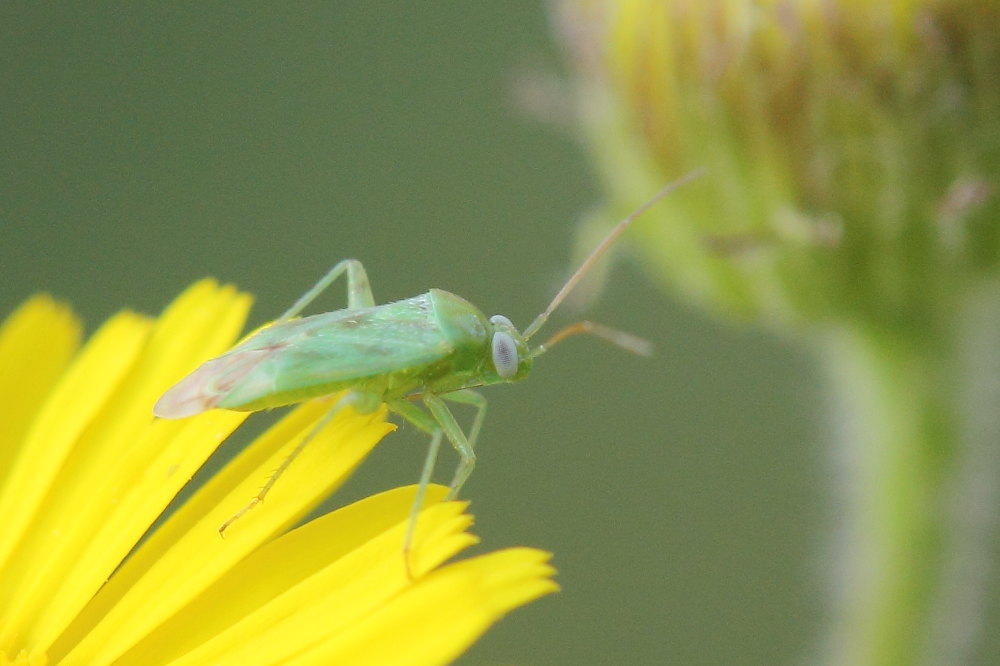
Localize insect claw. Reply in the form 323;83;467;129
402;544;415;581
218;496;261;535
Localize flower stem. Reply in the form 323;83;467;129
822;282;1000;665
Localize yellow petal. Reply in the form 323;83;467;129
294;547;559;665
0;280;252;657
0;309;152;632
53;398;392;665
0;294;81;479
113;486;463;665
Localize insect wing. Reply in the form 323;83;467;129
156;295;455;417
221;302;454;404
153;347;277;418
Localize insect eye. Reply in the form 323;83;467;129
491;331;519;378
489;314;514;328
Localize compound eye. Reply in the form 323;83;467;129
489;314;513;328
491;331;519;378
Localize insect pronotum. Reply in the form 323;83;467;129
154;169;703;565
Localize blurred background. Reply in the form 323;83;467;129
4;3;994;664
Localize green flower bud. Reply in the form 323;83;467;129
550;4;1000;664
552;0;999;331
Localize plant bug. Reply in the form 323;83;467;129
154;169;702;563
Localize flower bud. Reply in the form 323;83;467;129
552;0;1000;330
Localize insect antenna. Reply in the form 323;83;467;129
530;320;653;359
521;168;705;341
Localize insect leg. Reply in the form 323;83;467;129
219;391;368;535
422;393;476;500
441;389;486;475
277;259;375;322
388;399;445;577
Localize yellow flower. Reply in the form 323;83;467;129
0;283;557;665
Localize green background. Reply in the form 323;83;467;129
7;3;976;664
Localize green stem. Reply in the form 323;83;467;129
821;283;1000;665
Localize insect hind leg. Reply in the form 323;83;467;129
278;259;375;322
219;392;363;536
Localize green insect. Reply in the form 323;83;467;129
154;171;701;554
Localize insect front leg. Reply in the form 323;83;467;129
277;259;375;322
422;393;477;500
440;389;486;491
388;393;483;576
388;399;445;577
